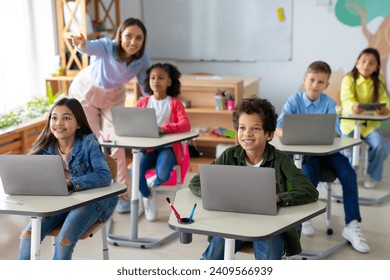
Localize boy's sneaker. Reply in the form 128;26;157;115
301;220;315;236
143;187;158;221
342;220;370;253
115;198;130;214
364;175;378;189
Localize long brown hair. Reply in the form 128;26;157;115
30;98;93;155
350;48;382;102
115;18;147;63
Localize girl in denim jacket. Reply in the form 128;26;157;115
18;98;118;260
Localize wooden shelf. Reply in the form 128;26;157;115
185;107;234;115
56;0;120;76
0;118;46;155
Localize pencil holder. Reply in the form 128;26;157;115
179;232;192;244
178;217;194;224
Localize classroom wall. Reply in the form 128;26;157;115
121;0;390;114
30;0;389;130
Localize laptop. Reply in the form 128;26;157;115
199;164;278;215
280;114;336;145
0;155;72;196
111;106;160;138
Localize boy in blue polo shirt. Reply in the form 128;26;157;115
275;61;369;254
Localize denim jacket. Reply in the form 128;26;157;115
41;133;118;222
189;142;319;256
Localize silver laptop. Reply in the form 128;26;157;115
280;114;336;145
111;106;160;138
199;164;277;215
0;155;72;196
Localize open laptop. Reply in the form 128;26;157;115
111;106;160;138
0;155;72;196
280;114;336;145
199;164;278;215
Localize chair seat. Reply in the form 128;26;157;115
48;221;104;240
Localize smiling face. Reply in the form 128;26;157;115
50;105;80;142
355;53;379;79
303;71;329;101
120;25;145;58
237;113;273;165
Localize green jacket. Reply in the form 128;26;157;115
189;143;319;256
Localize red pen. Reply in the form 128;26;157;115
166;197;182;222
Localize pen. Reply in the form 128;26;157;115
99;130;107;142
1;199;23;206
189;203;197;222
166;197;182;223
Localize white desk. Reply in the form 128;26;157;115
100;130;199;249
338;113;390;205
271;136;362;259
340;113;390;169
270;137;362;169
0;183;126;260
168;188;326;260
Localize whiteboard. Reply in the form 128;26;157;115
142;0;293;61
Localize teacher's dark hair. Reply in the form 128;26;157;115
115;18;147;61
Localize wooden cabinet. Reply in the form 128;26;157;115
52;0;120;93
0;118;46;155
173;75;260;171
179;76;244;155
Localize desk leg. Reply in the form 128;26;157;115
130;149;140;239
30;216;41;260
224;238;235;260
352;120;362;170
107;149;178;248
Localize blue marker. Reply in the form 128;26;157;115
189;203;197;222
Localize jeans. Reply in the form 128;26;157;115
18;196;118;260
342;130;390;181
301;153;361;225
134;147;176;198
201;234;286;260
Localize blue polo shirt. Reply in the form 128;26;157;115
78;38;151;94
277;91;341;136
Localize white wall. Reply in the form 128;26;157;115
121;0;389;113
32;0;388;114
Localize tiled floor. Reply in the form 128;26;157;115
1;142;389;260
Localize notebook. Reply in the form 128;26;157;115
280;114;336;145
358;102;386;111
199;164;278;215
111;106;160;138
0;155;72;196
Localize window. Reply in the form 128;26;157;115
0;0;35;114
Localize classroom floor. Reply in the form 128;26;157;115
1;141;389;260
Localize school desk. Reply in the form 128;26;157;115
0;183;126;260
338;113;390;205
168;188;326;260
270;136;362;260
100;130;199;249
339;113;390;169
270;137;362;169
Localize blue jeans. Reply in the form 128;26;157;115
342;130;390;181
18;196;118;260
134;147;176;198
301;152;361;225
201;234;285;260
